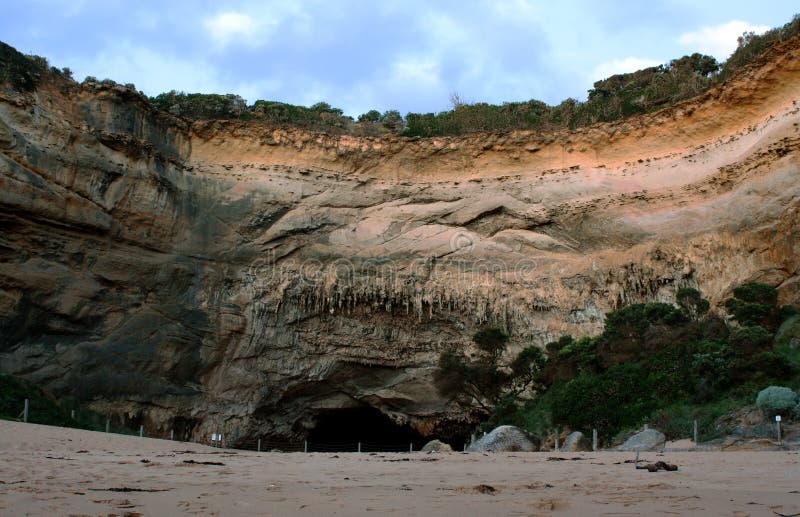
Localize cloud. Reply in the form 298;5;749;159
204;12;259;47
68;43;223;96
339;55;447;116
678;20;770;60
591;57;663;82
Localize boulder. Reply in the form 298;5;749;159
420;439;453;453
561;431;592;452
616;429;666;451
466;425;536;452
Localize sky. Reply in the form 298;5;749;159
1;1;797;117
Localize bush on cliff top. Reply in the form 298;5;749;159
0;41;49;91
2;13;798;137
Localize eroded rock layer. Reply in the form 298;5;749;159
1;38;799;443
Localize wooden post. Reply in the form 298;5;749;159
170;429;174;441
463;443;467;452
257;439;261;452
304;440;308;453
693;420;698;446
777;416;782;446
139;425;144;438
106;418;110;433
358;442;361;453
592;429;598;451
23;399;29;423
554;428;559;451
71;409;75;420
409;442;413;453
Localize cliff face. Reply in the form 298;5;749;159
1;38;799;443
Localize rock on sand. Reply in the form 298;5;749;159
562;431;592;452
466;425;537;452
420;439;453;453
616;429;666;451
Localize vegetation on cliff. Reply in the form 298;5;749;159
0;374;131;433
155;13;800;134
2;14;798;137
438;284;800;443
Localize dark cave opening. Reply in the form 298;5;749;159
306;406;428;452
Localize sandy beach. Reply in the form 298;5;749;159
1;421;799;516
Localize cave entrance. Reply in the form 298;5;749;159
306;406;427;452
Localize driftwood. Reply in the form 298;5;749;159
635;461;678;472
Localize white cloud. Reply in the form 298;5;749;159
204;12;259;47
487;0;541;25
338;56;448;116
678;20;770;60
68;43;223;96
391;57;442;86
591;57;663;82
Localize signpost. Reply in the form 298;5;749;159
776;415;782;446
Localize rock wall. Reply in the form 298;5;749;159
1;38;799;443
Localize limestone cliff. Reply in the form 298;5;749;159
0;37;798;444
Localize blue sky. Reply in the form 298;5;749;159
2;1;797;116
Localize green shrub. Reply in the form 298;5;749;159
720;14;800;80
550;363;661;436
733;283;778;304
150;91;247;119
0;42;50;91
603;302;686;339
650;399;737;441
472;327;509;361
776;314;800;347
728;325;773;353
725;283;780;330
0;374;129;432
677;287;711;319
690;339;735;395
755;386;798;417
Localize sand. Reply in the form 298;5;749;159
1;421;799;516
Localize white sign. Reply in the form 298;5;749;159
776;415;782;422
212;433;218;440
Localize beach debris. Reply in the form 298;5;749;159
474;484;497;495
525;482;554;489
466;425;537;452
182;459;225;466
772;512;800;517
635;461;678;472
90;487;170;492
